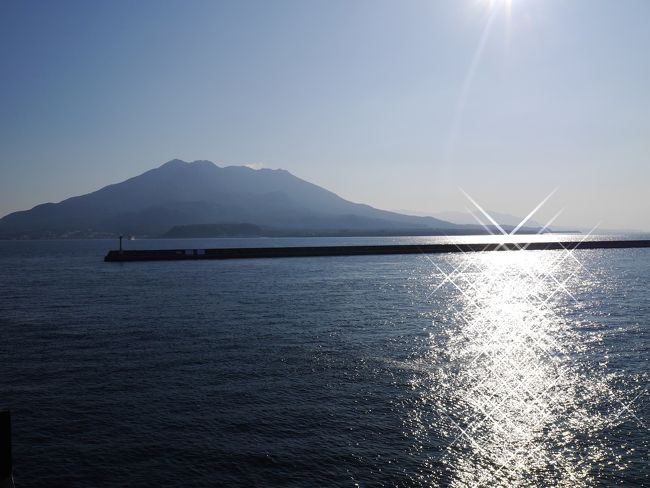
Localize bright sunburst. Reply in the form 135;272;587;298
484;0;522;10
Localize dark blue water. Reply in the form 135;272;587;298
1;237;648;487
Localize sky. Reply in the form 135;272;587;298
1;0;648;230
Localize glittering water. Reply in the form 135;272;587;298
0;237;648;487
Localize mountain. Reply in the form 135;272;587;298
0;159;470;239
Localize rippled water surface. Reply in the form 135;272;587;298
1;237;648;486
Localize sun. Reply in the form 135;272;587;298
484;0;517;10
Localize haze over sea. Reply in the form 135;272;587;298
1;236;649;487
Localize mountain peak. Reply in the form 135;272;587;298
190;160;217;168
158;159;219;172
160;158;188;167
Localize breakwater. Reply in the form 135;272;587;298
104;239;650;262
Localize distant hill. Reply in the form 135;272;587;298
429;210;544;229
0;159;476;239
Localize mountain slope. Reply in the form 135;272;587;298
0;159;462;238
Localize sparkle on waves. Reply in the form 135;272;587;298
406;192;647;487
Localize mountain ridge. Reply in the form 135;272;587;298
0;159;474;239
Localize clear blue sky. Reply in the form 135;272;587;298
1;0;648;229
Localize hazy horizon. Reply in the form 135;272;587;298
1;0;649;230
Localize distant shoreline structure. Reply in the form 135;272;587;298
160;223;556;239
0;225;564;241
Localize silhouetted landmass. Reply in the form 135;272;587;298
0;159;544;239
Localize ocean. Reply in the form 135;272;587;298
1;236;648;487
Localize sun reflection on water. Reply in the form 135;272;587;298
407;248;632;487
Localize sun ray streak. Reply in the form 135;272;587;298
460;188;508;236
510;188;557;235
445;8;499;164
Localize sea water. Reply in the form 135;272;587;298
0;237;648;486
